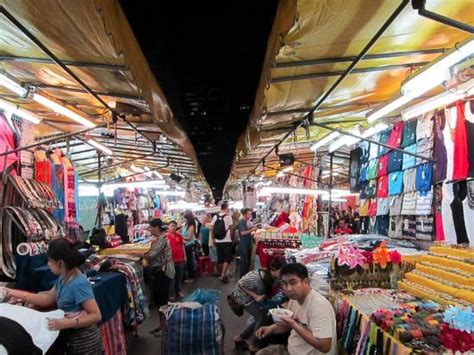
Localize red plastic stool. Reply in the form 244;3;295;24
197;256;214;275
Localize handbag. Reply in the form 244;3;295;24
226;294;244;317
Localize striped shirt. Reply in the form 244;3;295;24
402;216;417;239
416;112;434;141
401;192;417;215
388;216;403;239
416;137;434;166
144;236;175;280
389;194;403;216
415;189;433;216
415;215;434;241
231;270;267;305
403;168;417;193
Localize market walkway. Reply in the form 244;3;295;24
126;273;249;354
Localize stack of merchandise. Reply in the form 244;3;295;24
397;245;474;306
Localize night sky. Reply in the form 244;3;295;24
119;1;278;200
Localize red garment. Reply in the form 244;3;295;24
272;211;290;228
435;212;445;241
35;161;52;185
0;113;18;173
452;101;469;180
335;227;352;235
377;154;389;177
368;199;377;217
386;121;404;148
167;232;185;262
377;175;388;198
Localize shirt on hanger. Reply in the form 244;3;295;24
401;192;417;215
359;181;367;199
416;137;434;166
401;119;417;148
367;159;379;180
451;180;469;244
415;189;433;216
376;215;389;236
378;130;391;157
369;137;380;160
415;215;434;241
359;162;368;183
452;101;469;181
376;198;389;216
388;171;404;196
444;106;456;181
377;175;388;198
415;163;433;192
402;144;417;170
388;216;403;239
368;199;378;217
416;112;434;141
349;147;363;192
359;141;370;163
377;154;389;177
359;199;369;217
389;194;403;216
442;182;457;244
386;121;404;148
464;100;474;178
388;150;403;173
463;180;474;245
434;110;447;183
402;216;417;239
403;168;417;193
365;179;377;198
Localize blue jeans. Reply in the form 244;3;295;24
238;236;253;278
185;244;195;279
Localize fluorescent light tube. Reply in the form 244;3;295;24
0;98;41;124
310;131;340;151
259;186;327;196
103;179;167;189
328;126;362;153
401;38;474;98
0;72;28;97
362;123;389;139
87;139;113;155
33;93;96;128
321;196;347;202
366;95;413;124
281;166;293;172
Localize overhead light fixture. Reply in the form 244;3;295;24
0;98;42;124
401;37;474;98
259;186;327;196
87;139;113;155
32;93;96;128
310;131;340;151
0;72;28;97
321;196;347;202
281;166;293;173
401;80;474;120
328;126;362;153
362;122;389;139
278;153;295;167
103;179;167;189
366;95;413;124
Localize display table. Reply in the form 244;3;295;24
99;245;149;256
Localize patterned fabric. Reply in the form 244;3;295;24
60;325;102;354
144;236;175;280
100;309;127;355
161;303;224;355
415;189;433;216
401;192;416;215
416;112;434;141
415;216;434;241
389;195;403;216
403;168;417;193
416;137;434;166
231;269;266;306
402;216;417;239
388;216;403;239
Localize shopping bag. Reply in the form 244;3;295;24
184;288;220;304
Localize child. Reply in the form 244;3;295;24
167;221;186;298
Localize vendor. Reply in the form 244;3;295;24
334;219;353;235
3;238;103;354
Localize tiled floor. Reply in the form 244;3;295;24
126;272;250;354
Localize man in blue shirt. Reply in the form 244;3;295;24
238;208;257;278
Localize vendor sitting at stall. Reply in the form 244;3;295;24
255;263;336;355
334;219;353;235
3;238;103;354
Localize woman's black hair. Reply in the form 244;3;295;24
262;256;287;295
47;238;85;269
183;213;196;228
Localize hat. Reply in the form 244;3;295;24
147;218;168;231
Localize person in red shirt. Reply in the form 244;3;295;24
167;221;186;298
335;219;353;235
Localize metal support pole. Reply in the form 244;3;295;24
78;153;157;176
97;152;102;228
312;122;435;163
0;123;106;157
327;153;333;238
250;0;409;177
412;0;474;33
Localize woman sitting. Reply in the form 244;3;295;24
231;257;287;353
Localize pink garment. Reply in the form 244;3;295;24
435;212;445;241
0;113;18;173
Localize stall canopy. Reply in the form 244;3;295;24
227;0;473;189
0;0;209;192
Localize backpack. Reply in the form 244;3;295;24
213;214;228;240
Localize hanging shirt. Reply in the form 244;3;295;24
378;130;391;156
415;215;434;241
463;180;474;245
359;199;369;217
401;192;417;215
376;198;389;216
365;179;377;198
434;110;447;183
377;154;389;177
444;106;456;181
451;180;469;244
388;216;403;239
402;144;417;170
389;194;403;216
434;184;445;242
416;112;434;141
359;162;368;183
388;149;403;173
349;147;363;192
386;121;404;148
388;171;404;196
377;175;388;198
402;216;417;239
368;199;378;217
369;138;379;160
442;182;457;244
401;119;417;148
415;189;433;216
359;141;370;163
359;181;367;199
452;101;469;181
416;163;433;192
367;159;378;180
403;168;417;193
416;137;434;166
464;100;474;178
376;215;389;236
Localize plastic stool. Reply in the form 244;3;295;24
197;256;214;275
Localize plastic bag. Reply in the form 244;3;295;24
184;288;221;305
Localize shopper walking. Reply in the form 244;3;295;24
167;221;186;298
211;201;234;283
143;218;175;335
182;213;196;283
4;238;103;354
238;208;258;278
199;213;212;256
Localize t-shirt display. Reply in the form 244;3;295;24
464;100;474;178
388;171;403;196
401;119;417;147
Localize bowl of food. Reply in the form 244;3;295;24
269;308;293;323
